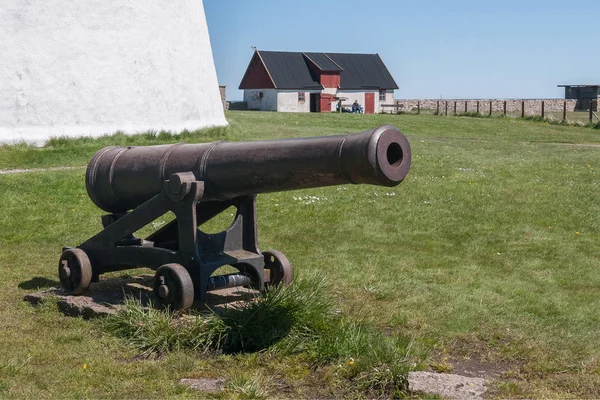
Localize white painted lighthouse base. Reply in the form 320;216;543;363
0;0;226;145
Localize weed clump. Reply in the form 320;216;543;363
102;300;228;356
102;274;413;396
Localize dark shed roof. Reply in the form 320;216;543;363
303;52;343;71
327;53;398;90
258;51;322;90
557;84;600;88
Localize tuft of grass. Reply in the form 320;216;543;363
587;120;600;129
0;356;32;374
220;274;333;353
310;319;413;396
102;299;228;356
43;126;231;149
102;274;414;396
222;372;269;400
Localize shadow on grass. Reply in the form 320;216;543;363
18;277;59;291
220;296;295;353
101;274;415;397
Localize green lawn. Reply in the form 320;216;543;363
1;111;600;398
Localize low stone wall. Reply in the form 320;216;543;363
228;101;248;111
387;99;584;115
219;86;229;111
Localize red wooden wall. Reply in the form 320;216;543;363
320;72;340;88
239;53;275;89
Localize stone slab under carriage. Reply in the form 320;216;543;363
24;274;259;319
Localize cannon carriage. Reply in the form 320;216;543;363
58;125;411;310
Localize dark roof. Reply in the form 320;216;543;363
557;84;600;88
327;53;398;90
258;51;322;90
303;52;343;71
248;50;398;90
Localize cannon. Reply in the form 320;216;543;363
58;125;411;310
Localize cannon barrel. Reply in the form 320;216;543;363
86;124;411;213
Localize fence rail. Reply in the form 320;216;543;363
383;99;599;123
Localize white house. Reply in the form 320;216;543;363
0;0;226;144
239;50;398;114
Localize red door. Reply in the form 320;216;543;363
320;94;333;113
365;92;375;114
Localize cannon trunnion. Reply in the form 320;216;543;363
58;125;411;310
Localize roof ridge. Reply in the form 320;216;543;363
301;52;320;71
374;53;399;91
255;50;277;89
323;53;344;71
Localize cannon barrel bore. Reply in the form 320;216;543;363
86;124;411;213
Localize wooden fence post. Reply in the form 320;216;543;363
464;101;468;113
489;101;492;117
563;100;567;122
521;100;525;118
503;100;507;116
445;101;448;116
436;100;440;116
476;101;480;115
541;101;545;119
417;101;420;115
454;101;457;116
590;100;594;122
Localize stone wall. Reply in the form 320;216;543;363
228;101;248;111
219;86;228;111
385;99;586;116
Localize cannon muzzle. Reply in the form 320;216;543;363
86;124;411;213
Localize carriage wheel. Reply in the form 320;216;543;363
263;249;293;286
152;263;194;311
58;248;92;295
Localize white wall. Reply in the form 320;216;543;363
338;90;394;113
244;89;277;111
0;0;226;144
381;90;395;112
243;88;394;113
277;91;312;113
338;91;366;110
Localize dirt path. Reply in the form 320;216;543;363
0;166;85;175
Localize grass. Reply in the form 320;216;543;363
384;108;600;129
102;275;415;397
1;110;600;397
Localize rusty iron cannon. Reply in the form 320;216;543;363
58;125;411;310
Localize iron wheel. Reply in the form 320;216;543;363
263;249;293;286
58;248;92;295
153;263;194;311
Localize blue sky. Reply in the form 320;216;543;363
204;1;599;101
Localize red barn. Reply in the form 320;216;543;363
239;50;398;114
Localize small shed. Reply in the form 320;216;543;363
558;84;599;111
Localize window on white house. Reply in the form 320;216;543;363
298;92;305;103
379;90;386;101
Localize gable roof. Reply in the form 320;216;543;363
239;50;398;91
256;51;322;90
327;53;398;90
